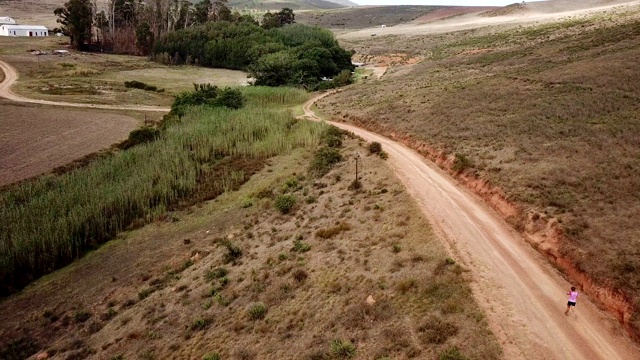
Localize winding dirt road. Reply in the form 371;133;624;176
0;60;170;112
300;93;640;359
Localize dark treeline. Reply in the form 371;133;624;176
54;0;296;55
152;22;354;88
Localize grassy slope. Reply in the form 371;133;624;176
318;9;640;334
296;6;441;30
228;0;345;10
0;135;500;360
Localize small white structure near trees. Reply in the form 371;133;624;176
0;24;48;37
0;17;16;25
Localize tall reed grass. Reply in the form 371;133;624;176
0;92;324;295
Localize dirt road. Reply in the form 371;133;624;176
0;59;170;112
300;93;640;359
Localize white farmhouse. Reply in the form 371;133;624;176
0;25;48;37
0;17;16;25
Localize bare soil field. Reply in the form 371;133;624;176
0;36;248;107
0;99;139;186
318;0;640;341
0;138;501;360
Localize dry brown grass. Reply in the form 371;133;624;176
0;138;500;359
318;7;640;334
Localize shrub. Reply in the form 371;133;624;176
368;142;382;154
316;222;351;239
123;127;161;149
452;153;473;172
124;80;159;92
292;239;311;252
439;347;468;360
215;88;245;109
330;339;356;359
310;147;342;176
292;268;308;282
274;194;296;214
418;316;459;344
206;267;228;282
74;310;92;323
191;317;211;331
322;126;344;148
220;241;242;263
203;353;221;360
248;302;267;320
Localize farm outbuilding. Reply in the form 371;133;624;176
0;25;48;37
0;17;16;25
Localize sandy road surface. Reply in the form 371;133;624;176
300;92;640;359
0;60;170;112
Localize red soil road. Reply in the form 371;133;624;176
300;92;640;360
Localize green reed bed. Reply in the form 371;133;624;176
0;96;325;295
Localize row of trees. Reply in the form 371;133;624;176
152;21;354;88
54;0;296;54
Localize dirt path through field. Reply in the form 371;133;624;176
299;92;640;359
0;59;170;112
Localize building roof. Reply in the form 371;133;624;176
0;25;48;30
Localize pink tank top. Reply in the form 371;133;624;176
568;291;578;302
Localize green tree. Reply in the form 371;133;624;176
54;0;93;50
193;0;212;25
261;11;279;30
277;8;295;26
136;22;154;55
249;51;297;86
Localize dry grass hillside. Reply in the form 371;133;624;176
0;135;500;360
318;6;640;338
296;6;440;30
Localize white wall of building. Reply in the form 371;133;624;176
0;25;48;37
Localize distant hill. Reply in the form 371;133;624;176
228;0;354;10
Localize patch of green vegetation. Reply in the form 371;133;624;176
0;86;326;296
274;194;297;214
124;80;164;92
248;302;267;320
330;339;356;359
309;147;342;176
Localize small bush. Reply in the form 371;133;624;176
439;346;468;360
203;353;221;360
418;316;459;344
316;222;351;239
274;194;296;214
330;339;356;359
309;147;342;177
215;87;245;109
191;317;211;331
248;302;267;320
123;127;161;149
124;80;160;92
292;268;308;282
206;267;228;282
452;153;473;172
292;239;311;252
305;196;317;204
368;142;382;154
74;310;92;323
138;287;155;300
220;241;242;263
